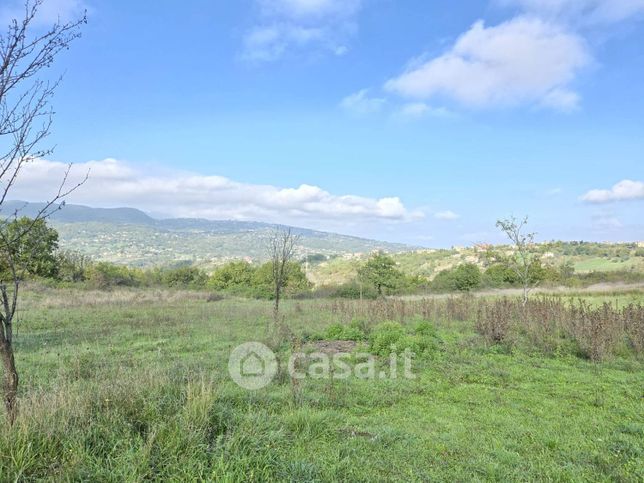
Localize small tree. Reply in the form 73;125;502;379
209;260;255;292
452;263;481;292
55;249;91;282
267;226;299;334
358;251;401;297
0;217;59;279
0;1;86;424
496;216;537;306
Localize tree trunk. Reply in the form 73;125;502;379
272;288;280;335
0;342;18;425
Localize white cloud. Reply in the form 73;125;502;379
580;179;644;203
242;24;327;62
497;0;644;25
340;89;386;115
394;102;455;120
258;0;361;20
434;210;460;220
385;17;590;110
243;0;361;61
539;88;581;112
6;158;424;225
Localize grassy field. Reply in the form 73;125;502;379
0;287;642;481
573;257;641;273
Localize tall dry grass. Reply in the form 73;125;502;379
322;296;643;361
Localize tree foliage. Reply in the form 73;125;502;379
432;263;482;292
358;252;403;296
0;217;59;279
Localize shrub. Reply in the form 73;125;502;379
452;263;482;291
432;263;481;292
368;320;440;357
369;321;406;356
483;263;517;288
161;266;208;288
55;250;91;283
324;320;367;341
331;281;378;299
209;261;255;291
86;262;142;288
413;319;437;337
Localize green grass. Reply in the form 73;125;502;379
0;287;642;481
573;257;641;273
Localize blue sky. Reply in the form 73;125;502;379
4;0;644;246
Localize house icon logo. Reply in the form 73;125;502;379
228;342;277;390
241;351;265;377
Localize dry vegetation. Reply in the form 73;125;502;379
323;294;644;361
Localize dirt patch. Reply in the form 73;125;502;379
309;340;357;354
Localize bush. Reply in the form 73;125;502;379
413;319;437;337
432;263;481;292
207;261;311;299
209;261;255;291
331;281;378;299
161;266;208;288
368;320;439;357
369;321;406;356
482;263;517;288
86;262;142;288
452;263;482;291
324;320;367;341
55;250;91;283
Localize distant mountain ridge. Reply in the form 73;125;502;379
1;201;155;225
2;201;415;267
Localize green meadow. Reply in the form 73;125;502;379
0;286;642;481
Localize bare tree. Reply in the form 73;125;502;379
267;226;299;336
0;0;86;424
495;216;537;306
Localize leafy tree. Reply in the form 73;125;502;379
433;263;481;292
55;249;91;282
253;261;310;299
483;263;517;287
209;261;255;291
496;216;538;305
358;252;402;296
86;262;141;289
430;269;456;292
0;218;59;279
559;260;575;281
162;266;207;288
451;263;481;292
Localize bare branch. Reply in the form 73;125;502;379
0;0;85;424
266;226;300;337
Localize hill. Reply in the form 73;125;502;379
1;201;414;267
308;241;644;285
